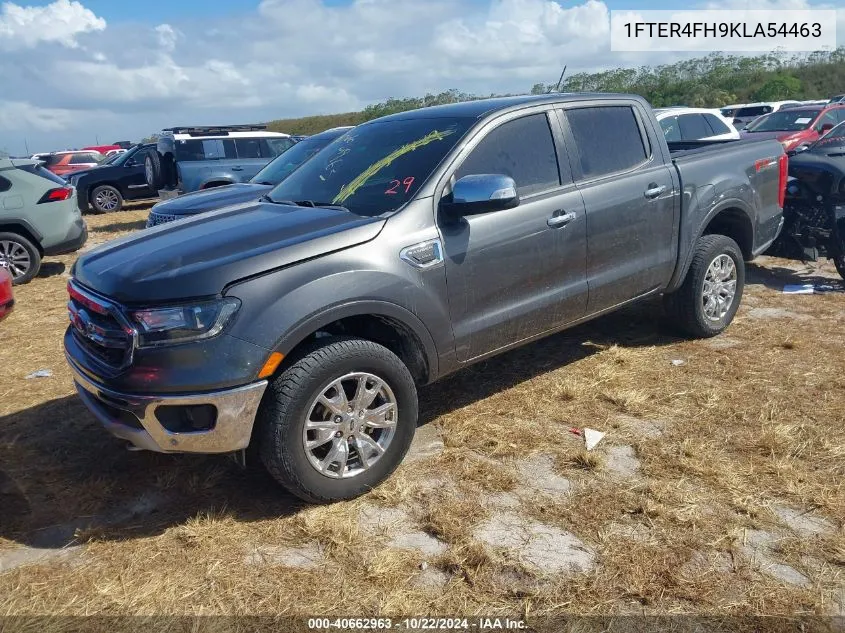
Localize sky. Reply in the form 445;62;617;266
1;0;843;155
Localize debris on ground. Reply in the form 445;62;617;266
583;428;606;451
783;283;844;294
24;369;53;379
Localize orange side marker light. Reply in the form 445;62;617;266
258;352;284;379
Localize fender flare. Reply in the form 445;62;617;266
273;299;441;383
667;197;755;292
0;219;44;245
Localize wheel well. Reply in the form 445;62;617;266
0;224;43;254
280;314;430;385
702;208;754;260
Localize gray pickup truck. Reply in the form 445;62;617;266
64;94;786;503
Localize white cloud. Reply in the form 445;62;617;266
4;0;844;154
0;0;105;50
0;100;74;132
154;23;178;52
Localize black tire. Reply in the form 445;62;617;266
160;153;177;189
663;234;745;338
90;185;123;213
144;152;162;190
0;232;41;285
256;337;418;504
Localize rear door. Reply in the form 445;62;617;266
439;108;588;361
559;103;676;313
232;137;296;182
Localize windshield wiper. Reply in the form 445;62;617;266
259;195;298;205
295;200;352;213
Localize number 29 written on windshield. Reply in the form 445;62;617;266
385;177;415;195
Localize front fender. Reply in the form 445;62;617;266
224;247;454;384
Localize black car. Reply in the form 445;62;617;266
145;126;352;227
67;143;157;213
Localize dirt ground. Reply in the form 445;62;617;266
1;204;844;622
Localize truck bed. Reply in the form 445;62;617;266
667;138;773;157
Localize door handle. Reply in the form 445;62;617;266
232;167;244;172
547;211;576;228
644;184;667;199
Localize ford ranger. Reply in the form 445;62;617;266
64;94;787;503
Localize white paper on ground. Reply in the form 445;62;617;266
783;284;815;294
583;428;606;451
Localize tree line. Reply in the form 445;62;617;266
267;48;845;135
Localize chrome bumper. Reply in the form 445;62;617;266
68;356;267;454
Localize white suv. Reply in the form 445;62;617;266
144;125;295;196
654;107;740;142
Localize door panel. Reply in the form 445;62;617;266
438;110;588;361
560;105;676;313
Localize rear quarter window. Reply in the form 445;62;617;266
565;106;648;179
263;137;296;157
69;153;99;164
17;164;66;185
704;114;732;135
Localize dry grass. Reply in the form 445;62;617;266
1;208;844;618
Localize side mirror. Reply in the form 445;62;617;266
441;174;519;220
820;123;834;134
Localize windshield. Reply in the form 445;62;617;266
267;117;474;216
251;134;344;185
746;109;821;132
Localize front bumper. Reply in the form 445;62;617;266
67;354;268;454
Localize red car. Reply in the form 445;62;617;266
0;267;14;322
740;105;845;150
35;151;104;177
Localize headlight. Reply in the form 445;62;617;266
128;298;240;348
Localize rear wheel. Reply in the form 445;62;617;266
90;185;123;213
664;234;744;338
833;254;845;281
256;337;418;503
0;232;41;285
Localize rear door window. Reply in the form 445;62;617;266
455;113;561;197
176;139;237;161
565;106;648;179
678;114;712;140
69;153;99;164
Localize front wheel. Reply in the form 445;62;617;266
0;232;41;285
256;337;418;503
664;234;745;338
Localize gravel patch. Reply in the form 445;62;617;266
604;445;641;480
771;505;835;537
517;454;572;495
739;529;809;587
243;544;324;569
474;512;595;574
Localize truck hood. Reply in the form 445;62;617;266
152;183;272;216
73;201;385;304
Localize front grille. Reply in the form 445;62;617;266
146;212;179;228
68;282;135;369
